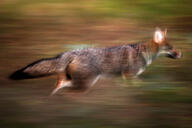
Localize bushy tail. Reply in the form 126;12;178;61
9;53;72;80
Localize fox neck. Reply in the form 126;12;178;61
139;40;159;66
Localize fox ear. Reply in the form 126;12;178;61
153;28;165;44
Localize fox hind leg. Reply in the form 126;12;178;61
51;71;100;95
50;73;72;96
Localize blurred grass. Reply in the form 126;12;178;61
1;0;192;18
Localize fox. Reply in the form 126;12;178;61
9;28;182;95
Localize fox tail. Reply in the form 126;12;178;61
9;53;72;80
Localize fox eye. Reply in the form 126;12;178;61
166;44;173;50
161;44;172;50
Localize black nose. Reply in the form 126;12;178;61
171;50;182;59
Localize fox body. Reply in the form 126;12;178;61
9;28;181;95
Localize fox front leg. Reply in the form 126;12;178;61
121;71;136;80
121;70;143;87
122;71;129;80
121;67;142;80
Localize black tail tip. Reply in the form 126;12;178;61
9;69;24;80
9;69;33;80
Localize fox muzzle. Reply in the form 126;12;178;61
166;49;182;59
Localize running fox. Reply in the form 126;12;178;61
9;28;182;95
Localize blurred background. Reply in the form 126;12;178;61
0;0;192;128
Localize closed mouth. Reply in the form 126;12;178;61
166;50;182;59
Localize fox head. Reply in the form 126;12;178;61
153;28;182;59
